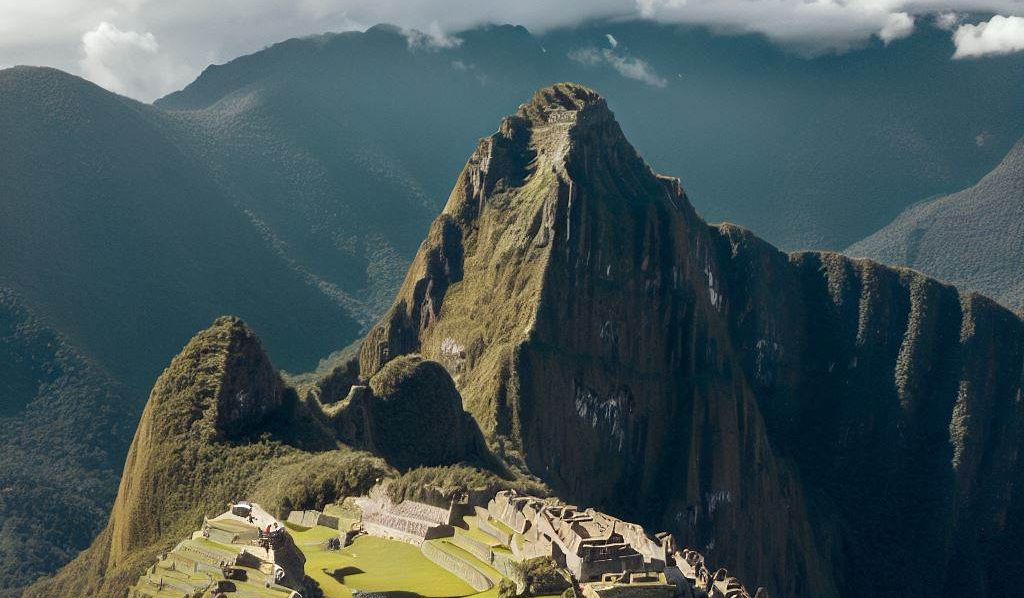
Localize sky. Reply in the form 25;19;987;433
3;1;1024;102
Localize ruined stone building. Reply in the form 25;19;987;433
354;486;455;545
486;490;674;582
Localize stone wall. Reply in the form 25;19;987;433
583;584;675;598
490;550;526;592
451;532;494;563
476;515;512;546
356;491;453;545
286;509;340;530
420;541;494;592
676;548;767;598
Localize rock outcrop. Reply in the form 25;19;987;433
332;355;487;469
359;83;1024;598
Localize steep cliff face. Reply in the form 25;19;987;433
360;84;1024;598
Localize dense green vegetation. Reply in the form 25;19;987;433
849;137;1024;311
498;558;570;598
0;289;133;596
252;451;391;519
364;356;487;469
0;66;362;393
386;466;547;508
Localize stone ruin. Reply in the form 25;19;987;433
128;501;303;598
285;509;340;530
353;486;455;545
675;548;767;598
481;490;766;598
249;485;765;598
486;490;674;582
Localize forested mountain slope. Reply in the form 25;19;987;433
161;21;1024;251
848;138;1024;312
0;289;132;596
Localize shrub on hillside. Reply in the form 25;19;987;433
253;450;392;518
387;465;547;508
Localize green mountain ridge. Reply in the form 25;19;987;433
0;66;362;389
23;316;529;598
847;137;1024;312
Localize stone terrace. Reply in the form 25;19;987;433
128;502;302;598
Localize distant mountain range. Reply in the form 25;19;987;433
32;84;1024;598
4;19;1024;593
848;138;1024;312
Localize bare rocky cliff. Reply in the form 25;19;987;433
360;83;1024;598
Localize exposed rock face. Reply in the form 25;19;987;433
334;355;486;469
360;83;1024;598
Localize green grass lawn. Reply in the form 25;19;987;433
291;527;477;598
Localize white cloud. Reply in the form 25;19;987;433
569;47;604;66
952;15;1024;58
570;46;667;87
79;21;192;101
879;12;914;44
404;20;462;50
606;52;667;87
6;1;1024;100
606;33;619;48
635;1;1024;53
934;12;961;30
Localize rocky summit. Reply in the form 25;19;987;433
360;83;1024;598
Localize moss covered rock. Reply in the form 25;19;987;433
334;355;487;470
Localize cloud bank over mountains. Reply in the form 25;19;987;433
952;15;1024;58
2;0;1024;101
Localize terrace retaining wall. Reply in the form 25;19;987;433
420;541;494;592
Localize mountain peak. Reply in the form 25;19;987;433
517;82;608;123
148;315;284;441
359;83;1024;597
